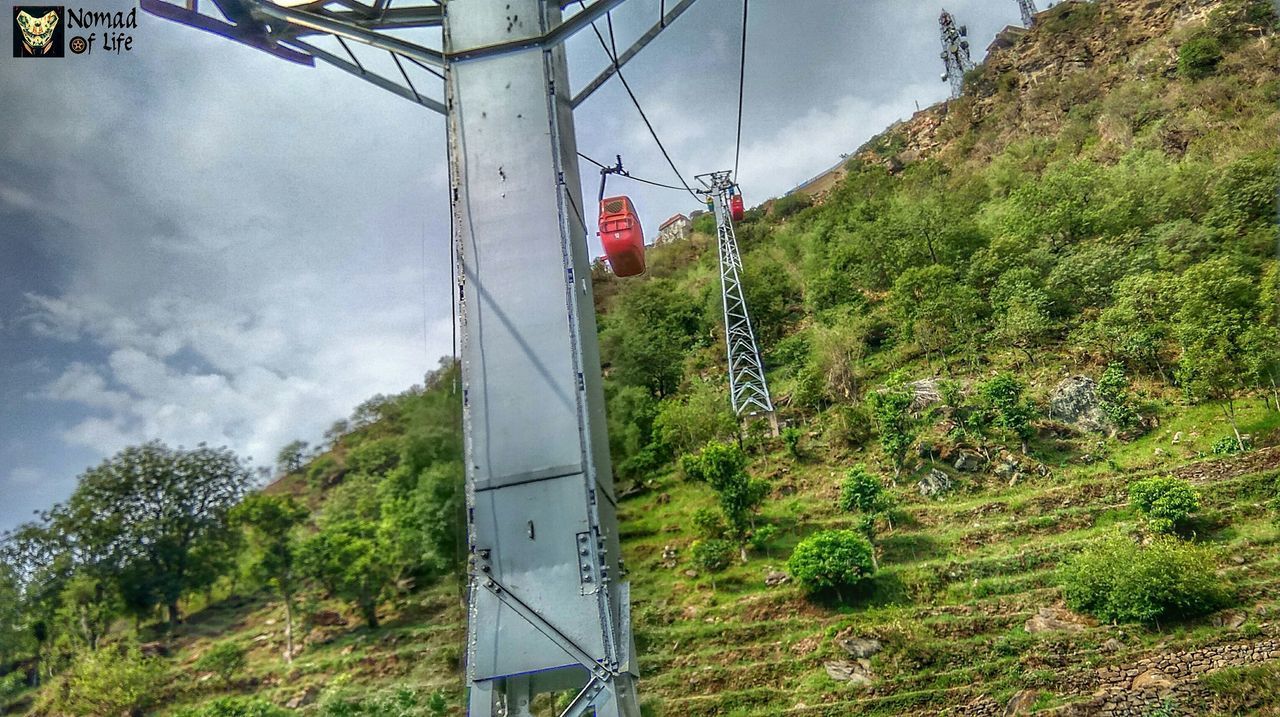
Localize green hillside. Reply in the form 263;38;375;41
3;0;1279;715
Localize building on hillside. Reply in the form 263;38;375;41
988;24;1029;54
656;213;692;244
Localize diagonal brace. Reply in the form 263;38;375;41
570;0;699;108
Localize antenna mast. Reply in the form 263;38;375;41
939;9;973;99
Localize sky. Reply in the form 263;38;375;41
0;0;1024;533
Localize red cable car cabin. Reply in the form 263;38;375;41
730;194;745;222
599;196;646;277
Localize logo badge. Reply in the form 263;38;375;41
13;6;64;57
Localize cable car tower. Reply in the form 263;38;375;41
1016;0;1039;27
697;171;776;431
137;0;705;714
939;9;973;99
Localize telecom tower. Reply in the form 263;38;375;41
1016;0;1039;27
939;9;973;99
138;0;704;714
696;171;775;429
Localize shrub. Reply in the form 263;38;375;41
195;641;247;683
51;647;166;717
838;466;892;515
869;381;918;478
689;539;736;573
771;193;812;219
346;437;401;477
1178;35;1223;79
174;697;291;717
781;426;802;458
318;686;448;717
1097;364;1141;430
691;507;727;540
0;671;25;704
1060;535;1227;625
1212;435;1251;455
787;530;876;594
1129;477;1200;534
682;442;769;535
977;373;1036;447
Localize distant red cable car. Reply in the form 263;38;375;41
730;193;745;222
599;196;646;277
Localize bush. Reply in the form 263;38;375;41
1129;477;1200;534
346;437;401;477
52;647;166;717
175;697;292;717
838;466;891;515
1060;535;1227;625
781;426;802;458
195;641;247;683
787;530;876;594
1212;435;1251;455
771;193;812;219
681;442;768;535
318;686;448;717
0;671;25;704
689;539;736;573
1178;35;1223;79
1097;364;1141;430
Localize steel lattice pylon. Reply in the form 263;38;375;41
939;9;974;99
1016;0;1039;27
697;171;774;422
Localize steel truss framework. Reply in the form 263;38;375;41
1016;0;1039;28
139;0;704;715
938;9;973;99
697;171;774;422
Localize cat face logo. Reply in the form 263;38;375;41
13;6;65;57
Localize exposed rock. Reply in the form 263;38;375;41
1049;376;1112;434
1130;669;1175;692
138;641;169;658
764;570;789;587
683;569;698;579
836;637;882;659
1024;607;1089;634
907;379;943;413
311;609;348;627
823;659;873;686
656;492;671;505
1101;637;1124;653
286;687;318;710
954;451;984;472
918;469;953;499
1211;610;1247;629
1172;431;1183;444
1003;689;1041;715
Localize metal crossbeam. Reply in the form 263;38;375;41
570;0;699;108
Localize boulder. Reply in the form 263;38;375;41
917;469;953;499
836;637;882;659
286;687;318;710
1003;689;1041;715
823;659;873;686
953;452;984;472
764;571;789;587
906;379;943;413
1048;376;1111;434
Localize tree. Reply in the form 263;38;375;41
787;530;876;599
1060;535;1226;625
682;442;769;559
838;466;896;569
1086;271;1179;377
275;440;309;476
869;381;918;480
1178;35;1223;79
1175;258;1262;450
61;441;252;628
890;265;986;369
990;267;1055;363
0;562;28;668
978;374;1036;453
232;494;308;662
1097;363;1141;431
1128;477;1200;535
299;521;390;628
600;279;702;398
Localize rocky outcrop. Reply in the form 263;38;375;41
1048;376;1111;434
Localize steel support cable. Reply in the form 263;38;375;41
732;0;748;181
576;152;690;192
577;0;700;200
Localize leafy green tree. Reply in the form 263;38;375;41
1175;258;1262;449
869;381;918;479
1097;364;1141;431
978;374;1036;452
232;494;308;662
601;279;702;397
689;539;736;576
1061;535;1226;625
300;521;390;628
1086;271;1179;377
890;265;986;369
606;385;665;479
275;440;309;476
51;646;166;717
998;160;1105;249
1178;35;1223;79
1128;477;1200;534
0;562;28;667
682;442;769;548
990;267;1056;362
838;466;894;516
61;442;251;628
652;381;737;456
346;437;401;477
55;572;118;651
787;530;876;598
742;255;801;344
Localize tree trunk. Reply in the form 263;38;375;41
1222;403;1244;452
362;600;379;629
283;595;295;664
167;601;181;630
